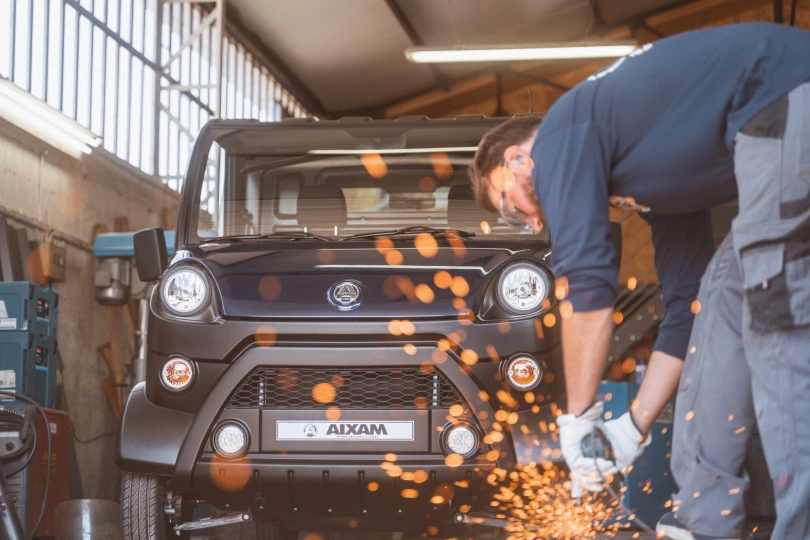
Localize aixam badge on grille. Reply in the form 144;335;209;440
327;280;364;311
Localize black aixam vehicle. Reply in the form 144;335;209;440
117;115;568;538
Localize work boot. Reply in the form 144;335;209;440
656;513;741;540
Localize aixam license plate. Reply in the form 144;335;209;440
276;421;414;441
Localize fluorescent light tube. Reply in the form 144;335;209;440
0;78;100;159
308;147;478;155
405;42;638;63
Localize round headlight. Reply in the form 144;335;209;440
160;356;195;391
504;355;543;391
442;423;480;459
497;264;548;313
213;422;249;458
162;267;209;315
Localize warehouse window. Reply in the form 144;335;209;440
0;0;307;189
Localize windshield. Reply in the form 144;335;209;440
190;130;549;243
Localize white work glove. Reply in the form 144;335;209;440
558;402;619;496
604;412;651;474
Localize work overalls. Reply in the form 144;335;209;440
673;82;810;539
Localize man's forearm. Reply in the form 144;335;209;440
631;350;683;434
562;307;614;416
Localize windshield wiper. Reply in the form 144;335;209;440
340;226;475;241
199;231;332;243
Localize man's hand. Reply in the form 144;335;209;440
604;412;651;473
558;402;619;496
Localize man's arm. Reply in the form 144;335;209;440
565;210;715;427
562;308;614;416
562;310;686;433
631;350;683;434
531;122;617;414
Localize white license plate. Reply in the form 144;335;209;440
276;421;414;441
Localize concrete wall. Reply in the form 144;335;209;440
0;118;179;500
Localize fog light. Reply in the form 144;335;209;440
160;357;194;391
504;355;542;391
443;423;479;459
213;422;249;458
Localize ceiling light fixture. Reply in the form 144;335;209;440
404;42;638;63
0;77;101;159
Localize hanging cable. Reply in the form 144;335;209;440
70;422;117;444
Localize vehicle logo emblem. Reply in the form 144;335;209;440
327;280;364;311
303;424;317;437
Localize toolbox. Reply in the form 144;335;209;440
0;332;36;401
0;282;59;341
32;337;57;409
0;283;59;407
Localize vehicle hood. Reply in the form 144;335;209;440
181;238;549;319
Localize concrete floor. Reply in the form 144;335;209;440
201;517;776;540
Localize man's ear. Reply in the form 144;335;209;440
503;145;534;171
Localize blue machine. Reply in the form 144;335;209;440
93;231;176;305
92;230;176;258
0;282;59;407
599;381;677;528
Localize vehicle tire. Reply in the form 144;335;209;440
121;472;186;540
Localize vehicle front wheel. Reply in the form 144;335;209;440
121;472;188;540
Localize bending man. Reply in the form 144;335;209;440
469;22;810;540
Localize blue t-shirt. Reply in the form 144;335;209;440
532;23;810;359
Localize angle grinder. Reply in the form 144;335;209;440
577;427;625;504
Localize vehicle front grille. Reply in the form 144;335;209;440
227;367;462;409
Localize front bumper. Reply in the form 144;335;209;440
118;319;564;519
168;345;518;485
115;382;193;475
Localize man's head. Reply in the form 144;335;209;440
470;116;544;232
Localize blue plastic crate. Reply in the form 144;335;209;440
0;282;58;341
0;332;36;402
31;337;57;409
598;381;677;528
32;286;58;342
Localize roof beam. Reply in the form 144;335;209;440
385;73;498;118
646;0;770;32
384;0;425;45
508;69;571;92
383;0;446;87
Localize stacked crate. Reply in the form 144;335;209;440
0;283;59;408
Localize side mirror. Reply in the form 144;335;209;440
134;228;168;282
610;222;623;272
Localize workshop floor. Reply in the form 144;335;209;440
204;525;664;539
201;522;774;540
